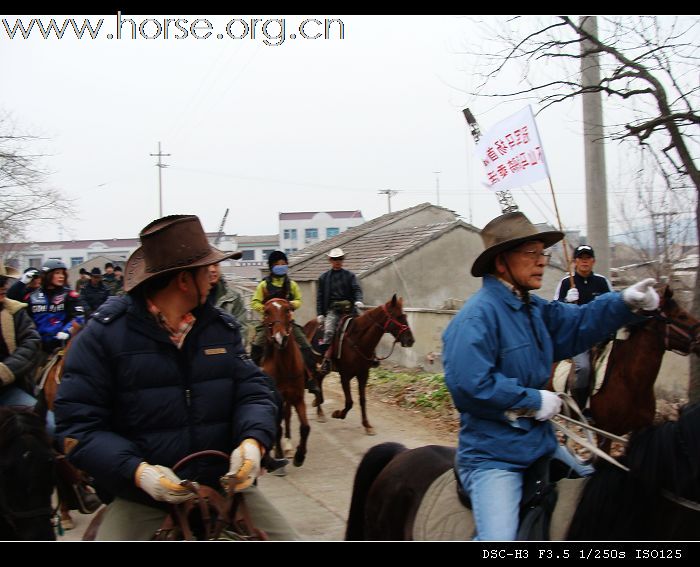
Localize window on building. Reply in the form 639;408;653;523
240;250;255;261
326;227;339;238
283;229;297;240
262;249;276;260
70;257;84;267
305;228;318;240
284;248;298;254
28;258;42;269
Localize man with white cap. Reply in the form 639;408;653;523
554;244;613;415
55;215;297;540
442;211;659;541
315;248;364;357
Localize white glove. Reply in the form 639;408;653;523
565;288;579;303
622;278;659;311
535;391;562;421
20;269;39;284
317;315;325;324
221;438;262;494
55;331;70;341
354;301;364;309
135;463;197;504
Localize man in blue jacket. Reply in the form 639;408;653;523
443;211;659;541
55;215;297;540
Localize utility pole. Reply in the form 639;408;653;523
433;171;441;206
378;189;398;213
150;142;171;217
580;16;610;278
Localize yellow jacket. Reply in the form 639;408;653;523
251;276;302;314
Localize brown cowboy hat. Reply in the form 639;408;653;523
471;212;564;277
124;215;242;292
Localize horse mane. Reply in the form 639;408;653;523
0;407;50;451
567;403;700;540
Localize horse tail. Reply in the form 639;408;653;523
345;442;407;541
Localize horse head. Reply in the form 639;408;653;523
0;408;56;541
383;294;415;348
652;285;700;356
263;298;292;350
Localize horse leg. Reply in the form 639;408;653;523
357;369;375;435
314;374;327;422
331;372;354;420
293;399;310;467
282;401;294;458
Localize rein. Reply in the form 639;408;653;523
650;308;700;355
348;304;409;362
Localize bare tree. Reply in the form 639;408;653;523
463;16;700;402
0;114;72;264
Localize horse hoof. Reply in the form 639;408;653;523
293;454;306;467
365;427;377;436
332;410;344;419
61;517;75;531
316;415;327;423
271;466;287;477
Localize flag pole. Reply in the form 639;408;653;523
528;106;575;289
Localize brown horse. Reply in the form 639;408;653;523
303;294;415;435
34;323;101;530
262;298;310;467
587;285;700;452
345;403;700;540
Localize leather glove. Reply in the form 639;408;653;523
354;301;364;309
221;438;262;494
534;391;562;421
317;315;325;324
565;288;579;303
20;269;39;284
55;331;70;341
135;463;197;504
622;278;659;311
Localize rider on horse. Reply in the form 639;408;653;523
316;248;364;370
250;250;320;396
27;259;85;364
54;215;297;540
442;211;659;541
554;244;613;417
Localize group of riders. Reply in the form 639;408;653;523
1;209;662;541
0;218;364;540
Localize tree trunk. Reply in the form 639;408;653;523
689;201;700;404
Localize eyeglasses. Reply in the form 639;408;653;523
516;250;552;264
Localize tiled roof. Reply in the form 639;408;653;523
236;235;279;245
289;220;475;281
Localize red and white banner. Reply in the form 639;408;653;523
476;106;550;192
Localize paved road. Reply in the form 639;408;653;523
58;375;455;541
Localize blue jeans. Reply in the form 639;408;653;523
459;467;522;540
0;385;56;438
459;446;594;541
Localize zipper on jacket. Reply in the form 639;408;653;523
185;388;191;407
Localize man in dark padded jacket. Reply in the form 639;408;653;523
55;215;298;540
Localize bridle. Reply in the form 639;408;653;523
263;299;292;347
349;304;412;362
648;305;700;355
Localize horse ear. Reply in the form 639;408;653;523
391;294;397;307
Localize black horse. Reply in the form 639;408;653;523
0;407;56;540
346;403;700;540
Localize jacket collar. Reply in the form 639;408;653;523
483;275;527;311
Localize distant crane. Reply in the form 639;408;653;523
214;208;229;246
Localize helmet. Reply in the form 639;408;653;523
41;259;67;273
267;250;288;269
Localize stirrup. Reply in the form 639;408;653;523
72;483;102;514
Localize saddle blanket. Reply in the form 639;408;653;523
412;470;586;541
551;339;615;398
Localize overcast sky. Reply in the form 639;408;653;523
3;14;658;242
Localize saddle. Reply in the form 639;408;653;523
152;486;267;541
453;456;558;540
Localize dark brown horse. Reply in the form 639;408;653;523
588;285;700;452
346;403;700;540
0;407;56;540
303;294;414;435
262;298;310;467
